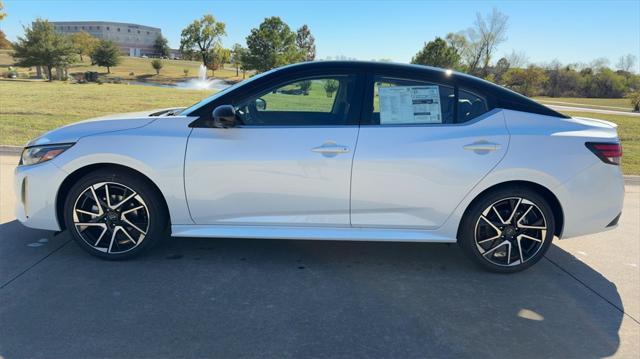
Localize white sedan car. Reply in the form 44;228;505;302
15;61;624;272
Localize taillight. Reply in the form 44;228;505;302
585;142;622;165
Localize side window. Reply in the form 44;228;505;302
371;76;455;125
457;89;488;123
235;75;356;126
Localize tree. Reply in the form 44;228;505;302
324;79;339;97
153;35;170;57
230;43;247;77
411;37;461;69
543;61;582;97
90;39;120;73
493;57;510;83
0;0;6;21
505;50;528;68
616;54;637;73
459;8;509;76
0;0;11;49
205;45;230;76
296;24;316;61
582;68;626;98
244;16;304;72
502;65;548;97
69;31;98;62
180;14;226;67
151;59;163;74
12;19;75;81
629;91;640;112
298;80;312;95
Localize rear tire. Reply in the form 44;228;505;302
63;168;168;260
458;186;555;273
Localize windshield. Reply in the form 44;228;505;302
179;67;281;116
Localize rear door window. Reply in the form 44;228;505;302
370;76;455;125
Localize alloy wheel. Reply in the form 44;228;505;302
72;182;150;254
474;197;548;267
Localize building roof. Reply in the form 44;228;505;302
50;21;160;32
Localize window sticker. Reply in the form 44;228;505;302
378;86;442;124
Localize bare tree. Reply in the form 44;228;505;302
464;8;509;76
616;54;637;73
506;50;528;68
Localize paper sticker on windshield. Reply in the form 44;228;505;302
379;86;442;124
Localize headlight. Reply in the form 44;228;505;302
19;143;74;166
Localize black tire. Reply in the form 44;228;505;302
458;186;555;273
63;168;168;260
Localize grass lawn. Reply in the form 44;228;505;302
0;81;210;146
534;96;634;111
0;49;246;84
560;111;639;175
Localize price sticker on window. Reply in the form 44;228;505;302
379;86;442;124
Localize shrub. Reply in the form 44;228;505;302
151;59;163;75
324;79;339;98
298;80;312;95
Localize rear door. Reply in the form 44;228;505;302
185;71;364;226
350;73;509;229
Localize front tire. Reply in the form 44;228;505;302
458;186;555;273
63;169;168;260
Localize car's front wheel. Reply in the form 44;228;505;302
458;186;555;273
63;168;168;259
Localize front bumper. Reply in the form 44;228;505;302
14;160;68;231
555;161;625;239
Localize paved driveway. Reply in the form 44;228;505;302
1;154;638;358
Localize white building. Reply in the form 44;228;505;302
51;21;162;57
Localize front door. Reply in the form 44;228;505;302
185;74;362;226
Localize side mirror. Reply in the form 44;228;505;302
212;105;236;128
255;98;267;111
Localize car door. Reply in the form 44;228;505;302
185;72;363;226
350;73;509;229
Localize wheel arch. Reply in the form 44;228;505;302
457;180;564;239
55;163;171;231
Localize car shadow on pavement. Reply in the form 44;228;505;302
0;225;626;358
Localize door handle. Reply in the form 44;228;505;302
463;141;501;152
311;145;350;154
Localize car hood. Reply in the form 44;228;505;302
25;108;184;147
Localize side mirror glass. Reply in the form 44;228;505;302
212;105;236;128
255;98;267;111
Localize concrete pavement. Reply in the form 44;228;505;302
1;154;638;358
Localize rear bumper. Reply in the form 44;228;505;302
555;162;624;239
14;160;67;231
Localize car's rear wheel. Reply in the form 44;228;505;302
458;186;555;273
63;169;168;259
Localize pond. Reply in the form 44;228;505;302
128;78;231;91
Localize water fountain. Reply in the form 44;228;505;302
175;64;229;90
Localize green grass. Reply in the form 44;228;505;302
259;80;336;112
534;96;633;111
561;111;639;175
0;81;210;146
0;49;246;83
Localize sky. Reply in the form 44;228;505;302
2;0;639;71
